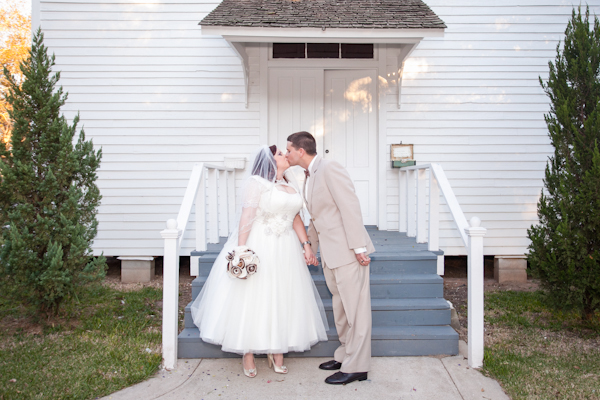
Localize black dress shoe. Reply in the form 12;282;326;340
319;360;342;370
325;371;368;385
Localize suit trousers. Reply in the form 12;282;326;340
322;260;372;373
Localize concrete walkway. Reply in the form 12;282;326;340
101;342;508;400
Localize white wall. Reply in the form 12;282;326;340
384;0;600;255
36;0;600;257
37;0;261;256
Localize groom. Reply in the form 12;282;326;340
286;131;375;385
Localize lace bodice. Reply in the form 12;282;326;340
254;186;303;236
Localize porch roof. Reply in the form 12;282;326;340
200;0;446;31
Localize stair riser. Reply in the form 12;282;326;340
184;308;451;329
178;338;458;358
191;281;442;300
197;259;438;277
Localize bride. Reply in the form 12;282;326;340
190;145;329;378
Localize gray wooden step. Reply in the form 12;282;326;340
191;273;443;300
196;253;439;276
178;325;458;359
184;297;452;329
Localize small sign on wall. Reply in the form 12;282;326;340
390;144;415;168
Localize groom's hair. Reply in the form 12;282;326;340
287;131;317;156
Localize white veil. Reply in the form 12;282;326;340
235;145;278;245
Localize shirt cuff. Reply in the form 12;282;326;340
353;247;367;254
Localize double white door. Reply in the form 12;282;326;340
268;68;378;225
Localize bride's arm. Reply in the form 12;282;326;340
237;177;262;246
237;206;256;246
293;214;318;266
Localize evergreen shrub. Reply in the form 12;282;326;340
528;7;600;320
0;29;106;315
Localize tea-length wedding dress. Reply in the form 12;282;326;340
190;173;329;355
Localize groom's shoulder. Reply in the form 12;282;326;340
320;158;345;173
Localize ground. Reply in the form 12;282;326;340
444;277;539;342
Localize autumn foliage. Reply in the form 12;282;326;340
1;0;31;145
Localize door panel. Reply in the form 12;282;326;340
324;69;378;225
268;69;324;150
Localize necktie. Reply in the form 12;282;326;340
303;169;310;202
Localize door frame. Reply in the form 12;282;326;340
260;43;389;229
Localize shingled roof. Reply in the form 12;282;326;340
200;0;446;30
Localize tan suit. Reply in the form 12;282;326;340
305;155;374;373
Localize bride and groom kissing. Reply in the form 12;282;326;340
191;131;375;385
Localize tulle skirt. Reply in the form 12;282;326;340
190;222;329;355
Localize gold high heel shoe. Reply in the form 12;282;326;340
243;354;257;378
267;354;288;374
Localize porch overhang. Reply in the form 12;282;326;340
201;25;444;43
200;0;446;108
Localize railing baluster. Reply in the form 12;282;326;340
416;168;427;243
195;169;207;252
227;170;236;233
218;170;228;237
407;169;416;237
428;171;439;252
208;168;219;243
399;170;407;233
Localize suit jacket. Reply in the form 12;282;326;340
306;155;375;269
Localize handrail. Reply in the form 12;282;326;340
398;163;486;369
399;163;469;248
161;163;236;370
175;163;235;251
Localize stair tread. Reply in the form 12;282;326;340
300;273;443;284
179;325;458;343
322;297;451;310
192;273;443;286
184;297;451;313
197;252;439;262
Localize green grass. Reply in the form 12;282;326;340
482;291;600;400
0;284;162;400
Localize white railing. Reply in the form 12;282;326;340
160;163;236;370
398;163;486;369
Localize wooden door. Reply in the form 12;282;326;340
324;69;378;225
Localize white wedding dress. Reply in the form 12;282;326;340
190;176;329;355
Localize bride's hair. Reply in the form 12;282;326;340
250;145;277;182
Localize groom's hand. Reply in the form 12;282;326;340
356;253;371;266
304;246;319;266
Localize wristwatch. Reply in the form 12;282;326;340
301;241;311;247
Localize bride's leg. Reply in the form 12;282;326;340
273;353;284;367
243;353;256;377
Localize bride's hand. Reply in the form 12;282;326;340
304;245;319;266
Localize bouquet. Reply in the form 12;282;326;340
226;246;260;279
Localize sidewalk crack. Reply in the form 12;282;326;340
153;359;204;400
441;358;465;400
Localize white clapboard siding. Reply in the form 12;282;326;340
385;0;600;255
38;0;261;256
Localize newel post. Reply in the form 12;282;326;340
161;219;181;370
465;216;486;368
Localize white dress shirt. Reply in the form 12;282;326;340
305;156;366;255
